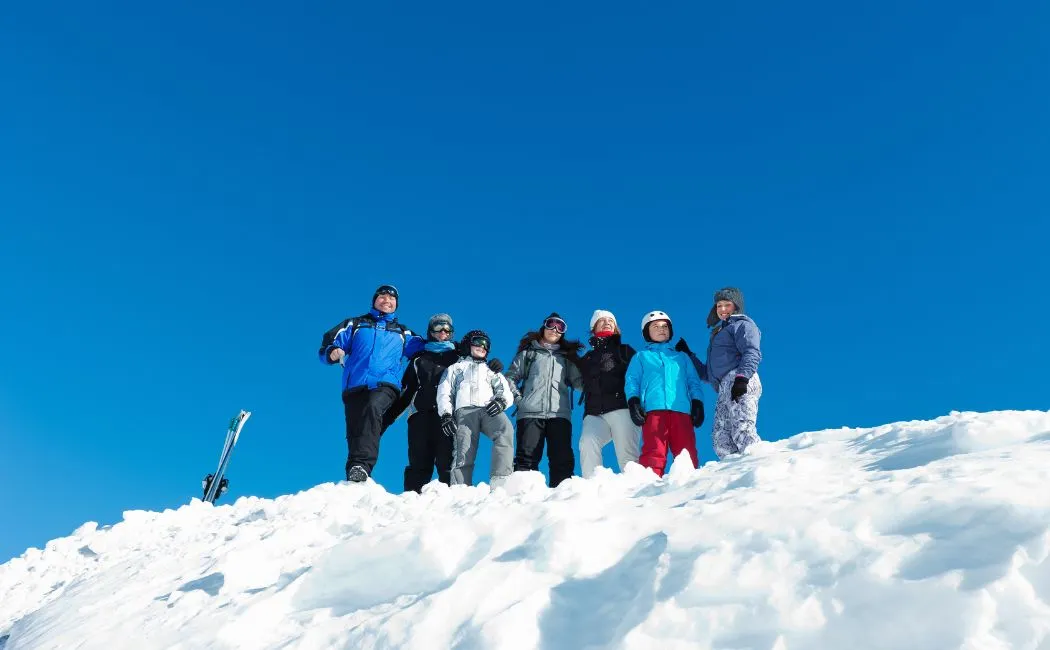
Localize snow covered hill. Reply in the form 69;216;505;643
2;410;1049;650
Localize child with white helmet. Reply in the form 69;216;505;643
577;309;642;477
624;310;705;477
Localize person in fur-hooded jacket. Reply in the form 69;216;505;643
676;287;763;459
504;312;584;488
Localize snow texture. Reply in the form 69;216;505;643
2;410;1049;649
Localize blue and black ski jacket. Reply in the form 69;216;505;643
319;309;425;393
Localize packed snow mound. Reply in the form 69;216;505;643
2;410;1050;650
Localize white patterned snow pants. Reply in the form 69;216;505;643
712;370;762;460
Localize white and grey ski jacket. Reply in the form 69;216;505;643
437;357;516;417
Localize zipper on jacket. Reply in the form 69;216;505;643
547;349;556;415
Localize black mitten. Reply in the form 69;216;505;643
628;397;646;426
731;376;749;401
440;414;457;437
691;400;705;427
674;338;692;355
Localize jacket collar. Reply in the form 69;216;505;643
369;308;396;322
589;333;622;349
645;340;674;352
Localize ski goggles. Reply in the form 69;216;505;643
543;317;567;334
469;336;490;350
374;285;399;299
430;323;453;334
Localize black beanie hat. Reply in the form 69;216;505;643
706;287;745;327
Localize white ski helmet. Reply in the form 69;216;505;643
641;310;673;342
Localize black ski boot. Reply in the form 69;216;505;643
347;465;369;483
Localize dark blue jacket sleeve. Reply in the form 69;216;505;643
734;320;762;378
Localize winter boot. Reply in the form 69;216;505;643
347;465;369;483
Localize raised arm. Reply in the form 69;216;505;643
403;331;425;359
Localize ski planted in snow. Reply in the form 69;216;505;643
201;409;251;503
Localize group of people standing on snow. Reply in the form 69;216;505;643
317;284;763;492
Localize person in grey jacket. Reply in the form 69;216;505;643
677;287;763;459
504;312;584;487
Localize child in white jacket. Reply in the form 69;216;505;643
437;330;516;486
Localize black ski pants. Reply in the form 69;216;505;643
404;410;453;493
513;416;575;488
342;386;398;478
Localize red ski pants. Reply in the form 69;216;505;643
639;410;698;477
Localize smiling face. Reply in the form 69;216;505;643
648;320;671;343
374;293;397;314
715;300;736;321
431;328;451;342
470;344;488;359
542;327;563;344
593;317;616;335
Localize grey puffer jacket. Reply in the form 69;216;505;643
504;340;584;420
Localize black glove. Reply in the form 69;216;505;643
675;338;692;355
731;376;749;401
485;397;506;416
488;358;504;374
691;400;705;428
628;397;646;426
440;414;457;437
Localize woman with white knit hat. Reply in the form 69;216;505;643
576;309;642;477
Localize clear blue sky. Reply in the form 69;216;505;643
2;1;1047;563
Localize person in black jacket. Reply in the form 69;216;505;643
577;310;642;478
386;313;504;493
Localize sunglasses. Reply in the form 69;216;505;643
469;336;490;350
543;317;566;334
375;285;399;299
430;323;453;334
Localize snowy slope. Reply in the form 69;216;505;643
2;410;1049;650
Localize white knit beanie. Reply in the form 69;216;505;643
589;309;617;331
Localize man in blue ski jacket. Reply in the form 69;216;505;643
318;284;425;482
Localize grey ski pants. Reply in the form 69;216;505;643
450;406;515;486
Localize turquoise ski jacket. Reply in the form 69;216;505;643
624;341;704;414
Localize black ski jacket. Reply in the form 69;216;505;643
577;334;636;417
388;347;463;420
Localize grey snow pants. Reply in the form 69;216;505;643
450;406;515;486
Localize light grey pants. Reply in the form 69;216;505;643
712;370;762;460
579;409;642;478
450;406;515;486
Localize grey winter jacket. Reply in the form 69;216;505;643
504;340;584;420
694;314;762;390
